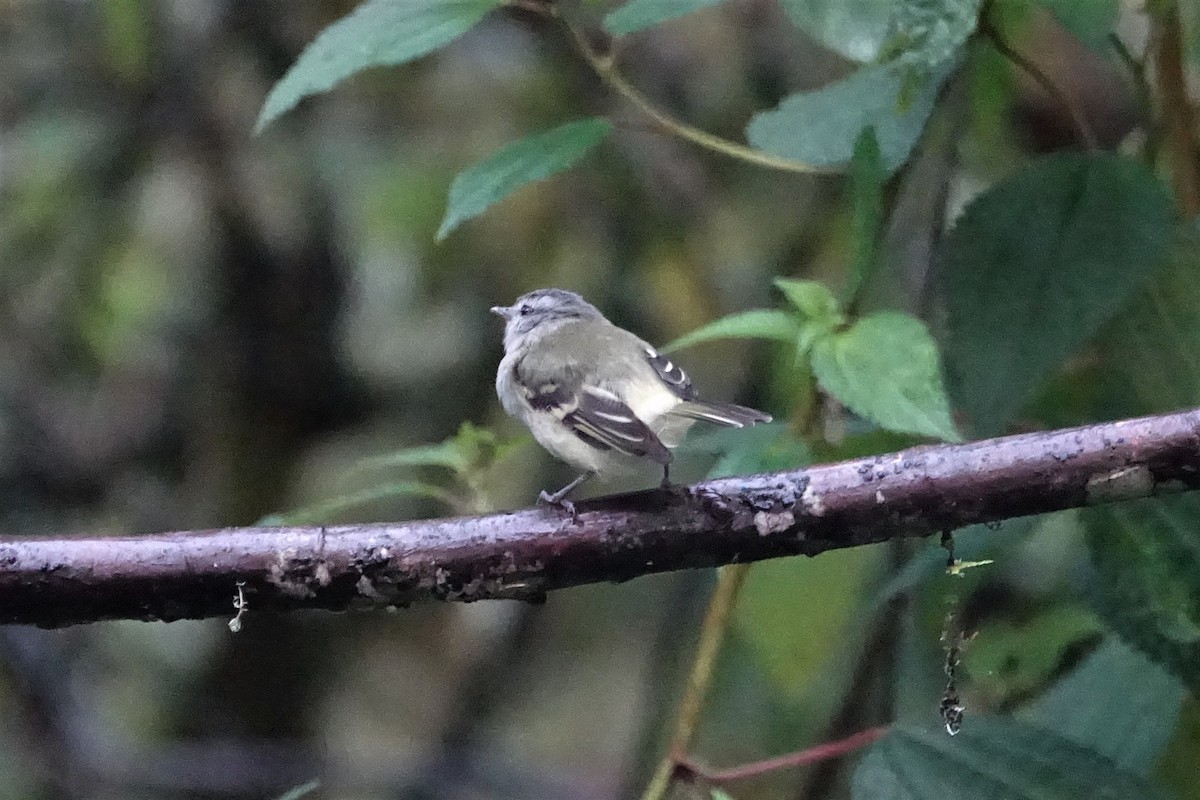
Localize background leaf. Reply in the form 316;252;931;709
939;153;1174;435
883;0;982;71
844;127;886;305
260;481;460;525
437;118;613;240
738;548;880;699
1024;638;1186;774
774;278;843;326
746;61;952;174
685;421;812;479
1096;227;1200;416
778;0;892;62
661;309;801;352
256;0;500;132
852;718;1170;800
962;603;1102;703
810;311;960;441
1082;495;1200;690
1038;0;1119;53
604;0;728;36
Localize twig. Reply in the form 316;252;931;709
558;16;835;175
979;14;1099;151
0;408;1198;628
641;564;750;800
678;726;888;786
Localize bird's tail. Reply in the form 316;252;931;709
668;401;772;428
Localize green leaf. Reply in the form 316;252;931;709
882;0;982;72
682;421;811;479
1025;639;1186;774
255;0;500;133
261;481;459;525
1083;494;1200;689
844;127;886;306
852;718;1170;800
357;441;471;473
274;781;321;800
940;153;1174;435
356;421;522;475
774;278;843;327
962;603;1103;703
604;0;727;36
437;118;612;240
778;0;892;62
810;312;960;441
710;789;736;800
738;547;881;698
746;61;951;175
1039;0;1119;53
661;309;801;353
1096;226;1200;416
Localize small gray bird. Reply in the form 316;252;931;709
492;288;772;510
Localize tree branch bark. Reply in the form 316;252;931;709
2;409;1199;628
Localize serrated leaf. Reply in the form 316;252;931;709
940;153;1174;435
1097;226;1200;415
882;0;982;72
256;0;500;133
661;309;801;353
778;0;892;62
1083;495;1200;690
437;118;612;240
852;718;1169;800
746;60;951;174
604;0;727;36
810;312;960;441
1039;0;1118;53
1025;639;1185;774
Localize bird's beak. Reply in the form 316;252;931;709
490;306;512;319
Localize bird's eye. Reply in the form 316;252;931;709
518;304;532;316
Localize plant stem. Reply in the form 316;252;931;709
1151;2;1200;216
979;13;1099;151
678;726;889;786
640;563;751;800
561;18;835;175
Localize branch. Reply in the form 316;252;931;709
2;408;1199;628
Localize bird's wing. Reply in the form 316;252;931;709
642;347;697;400
515;358;672;464
643;346;772;427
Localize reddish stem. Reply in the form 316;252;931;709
677;726;889;786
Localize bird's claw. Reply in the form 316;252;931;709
538;490;578;522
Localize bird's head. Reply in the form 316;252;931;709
491;288;603;351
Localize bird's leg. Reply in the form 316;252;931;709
538;471;594;518
660;463;671;489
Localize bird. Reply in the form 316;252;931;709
492;288;772;512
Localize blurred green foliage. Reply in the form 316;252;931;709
2;0;1199;798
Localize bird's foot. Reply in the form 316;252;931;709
538;489;578;522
